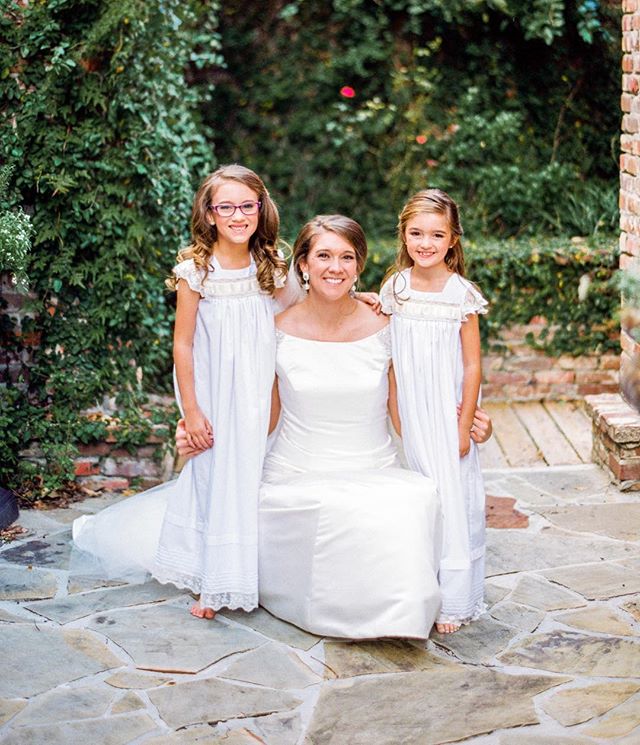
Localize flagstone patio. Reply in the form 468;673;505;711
1;463;639;744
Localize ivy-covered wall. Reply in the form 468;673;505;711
0;0;219;496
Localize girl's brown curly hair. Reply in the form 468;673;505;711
166;164;286;295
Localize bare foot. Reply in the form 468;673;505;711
436;622;460;634
190;601;216;620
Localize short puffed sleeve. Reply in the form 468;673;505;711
461;283;488;322
172;259;205;297
379;278;396;316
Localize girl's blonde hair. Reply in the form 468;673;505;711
385;188;465;288
292;214;368;284
167;164;286;294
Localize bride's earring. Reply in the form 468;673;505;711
350;275;358;297
302;271;310;292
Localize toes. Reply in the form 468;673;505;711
204;608;216;619
190;603;205;618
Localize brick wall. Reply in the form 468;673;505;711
587;1;640;488
621;0;640;369
482;321;619;402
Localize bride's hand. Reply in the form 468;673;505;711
354;291;382;314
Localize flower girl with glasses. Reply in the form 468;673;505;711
74;164;299;619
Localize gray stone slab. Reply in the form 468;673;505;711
74;493;128;513
221;606;320;650
112;691;146;713
622;595;640;622
0;712;157;745
105;670;172;689
143;726;221;744
0;531;72;570
542;681;640;726
67;575;125;594
543;563;640;600
243;711;302;745
485;582;511;608
220;642;320;688
305;667;566;744
497;734;593;745
581;695;640;739
518;467;612;501
0;699;27;727
489;601;544;633
0;626;123;698
489;475;560;506
87;605;264;673
540;503;640;542
4;509;64;536
10;685;116;726
147;678;301;729
0;564;58;601
0;605;31;622
321;639;455;678
556;606;636;636
431;615;517;663
499;630;640;677
509;574;587;611
486;528;635;576
25;580;182;623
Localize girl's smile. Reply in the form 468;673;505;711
404;212;452;273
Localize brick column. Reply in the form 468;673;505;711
587;0;640;489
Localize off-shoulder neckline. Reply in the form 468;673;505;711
276;325;389;344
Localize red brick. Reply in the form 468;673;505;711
600;354;621;371
74;459;101;476
485;371;531;386
623;55;634;75
575;370;617;385
623;0;638;12
534;369;575;385
578;383;620;396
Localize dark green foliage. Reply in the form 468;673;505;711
208;0;619;239
362;234;620;357
0;0;218;494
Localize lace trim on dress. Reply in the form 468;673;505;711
378;324;392;356
172;258;276;299
436;600;486;627
153;568;258;612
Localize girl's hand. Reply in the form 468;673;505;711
183;408;214;452
354;291;382;314
458;404;493;444
458;423;471;458
176;418;209;459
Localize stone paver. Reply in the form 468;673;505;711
1;463;639;745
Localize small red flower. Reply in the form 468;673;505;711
340;86;356;99
415;134;427;145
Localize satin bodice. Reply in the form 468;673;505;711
263;326;399;479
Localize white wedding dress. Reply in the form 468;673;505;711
258;326;443;639
72;323;443;639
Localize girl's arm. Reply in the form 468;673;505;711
458;314;482;457
268;377;281;434
174;280;214;452
388;364;402;436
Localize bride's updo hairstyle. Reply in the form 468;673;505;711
292;214;368;286
167;164;287;294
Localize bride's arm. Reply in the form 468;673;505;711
268;376;281;435
387;365;402;436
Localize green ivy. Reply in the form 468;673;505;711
0;0;219;496
362;234;619;357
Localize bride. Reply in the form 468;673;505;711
74;214;491;639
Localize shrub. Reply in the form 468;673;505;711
0;0;219;496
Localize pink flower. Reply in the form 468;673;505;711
340;86;356;99
415;134;427;145
426;159;439;168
